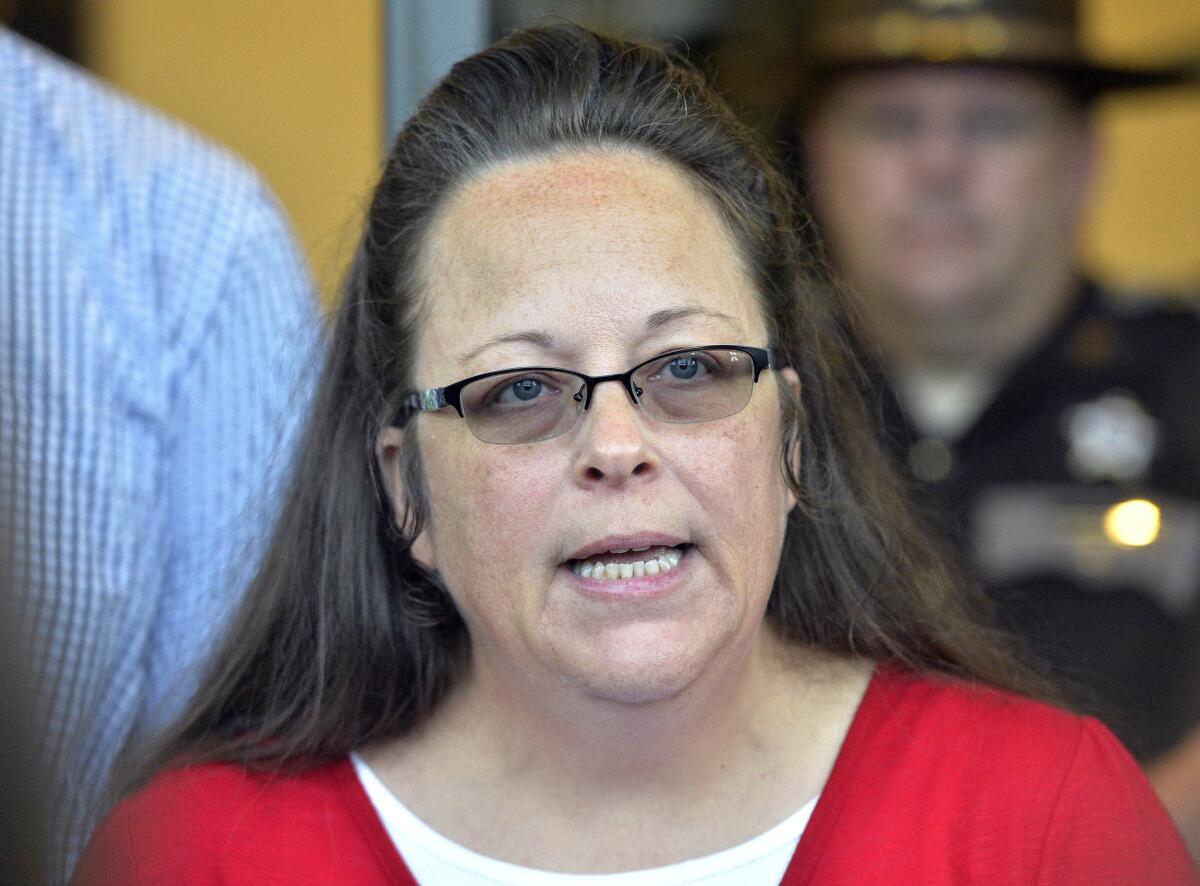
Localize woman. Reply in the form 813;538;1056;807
74;24;1194;885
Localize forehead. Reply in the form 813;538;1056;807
415;150;765;372
820;65;1075;112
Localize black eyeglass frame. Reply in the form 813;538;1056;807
392;345;776;430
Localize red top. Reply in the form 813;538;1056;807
72;667;1198;885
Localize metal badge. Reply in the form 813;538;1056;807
1062;391;1158;483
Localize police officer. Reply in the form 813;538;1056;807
796;0;1200;849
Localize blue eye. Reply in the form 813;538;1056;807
668;356;699;380
508;378;542;401
475;373;563;409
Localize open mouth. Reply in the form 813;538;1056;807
567;544;691;582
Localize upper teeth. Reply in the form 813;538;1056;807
573;548;683;581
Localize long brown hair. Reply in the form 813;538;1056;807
132;22;1042;785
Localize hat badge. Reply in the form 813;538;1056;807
914;0;984;10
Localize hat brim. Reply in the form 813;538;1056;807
805;56;1193;102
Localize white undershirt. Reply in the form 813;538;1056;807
351;753;815;886
894;366;1000;440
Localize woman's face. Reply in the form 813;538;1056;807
382;150;798;705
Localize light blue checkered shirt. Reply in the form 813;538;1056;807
0;30;322;879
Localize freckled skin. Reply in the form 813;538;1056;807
406;149;795;706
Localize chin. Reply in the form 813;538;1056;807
892;271;991;318
551;622;734;706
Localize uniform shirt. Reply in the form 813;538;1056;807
0;29;320;878
70;667;1197;884
877;283;1200;761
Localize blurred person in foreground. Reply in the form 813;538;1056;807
798;0;1200;851
0;549;49;885
71;23;1195;884
0;26;320;880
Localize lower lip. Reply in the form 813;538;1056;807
565;551;690;600
900;223;979;250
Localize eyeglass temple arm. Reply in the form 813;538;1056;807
394;387;447;426
751;347;776;380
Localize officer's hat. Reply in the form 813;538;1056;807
798;0;1190;100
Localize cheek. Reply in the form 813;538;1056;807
972;163;1071;262
855;149;908;203
815;146;904;247
675;405;790;550
976;146;1067;212
421;427;563;579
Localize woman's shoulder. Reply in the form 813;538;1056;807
792;665;1197;883
857;665;1133;791
105;757;357;826
71;757;411;885
869;664;1086;751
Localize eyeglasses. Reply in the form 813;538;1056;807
394;345;776;445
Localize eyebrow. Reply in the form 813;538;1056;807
644;306;744;335
457;330;555;364
455;305;746;364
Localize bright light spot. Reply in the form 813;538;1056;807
1103;499;1161;548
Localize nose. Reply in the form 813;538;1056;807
910;115;969;192
572;382;659;488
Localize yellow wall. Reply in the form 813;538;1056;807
82;1;384;305
79;1;1200;296
1083;0;1200;292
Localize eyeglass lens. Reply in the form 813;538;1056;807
457;348;758;444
